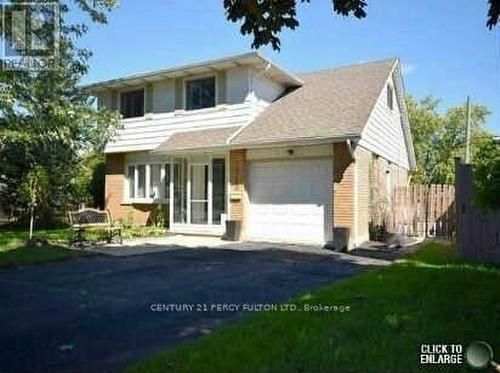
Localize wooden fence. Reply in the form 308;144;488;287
389;184;455;238
455;159;500;263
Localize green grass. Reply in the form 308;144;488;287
0;226;167;251
0;227;69;251
0;225;167;268
128;242;500;373
0;244;86;268
0;228;85;268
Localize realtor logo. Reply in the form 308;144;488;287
1;2;59;70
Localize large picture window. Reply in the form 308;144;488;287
121;89;144;118
127;165;135;199
125;157;226;226
126;163;170;202
137;165;146;198
149;164;161;199
185;77;215;111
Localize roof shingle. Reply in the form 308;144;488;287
154;126;240;153
231;58;397;146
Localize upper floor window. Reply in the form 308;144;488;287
185;77;215;111
121;89;144;118
387;84;394;110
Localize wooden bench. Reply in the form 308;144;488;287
68;208;122;244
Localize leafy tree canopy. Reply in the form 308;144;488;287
473;137;500;210
223;0;500;50
406;96;491;185
0;0;119;225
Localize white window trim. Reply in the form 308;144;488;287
183;74;218;111
123;156;227;227
208;156;213;225
168;161;174;227
188;161;211;225
123;161;171;204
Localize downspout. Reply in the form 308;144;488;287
346;139;358;248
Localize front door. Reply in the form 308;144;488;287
190;163;209;224
172;157;226;226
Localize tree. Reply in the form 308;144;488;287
19;166;49;240
0;1;119;226
223;0;500;50
473;138;500;210
406;96;491;185
73;151;106;209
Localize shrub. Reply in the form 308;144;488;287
369;221;389;242
473;138;500;210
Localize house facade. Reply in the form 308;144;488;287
88;52;415;249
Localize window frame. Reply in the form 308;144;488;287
183;74;218;111
123;154;228;228
119;88;146;119
124;162;170;204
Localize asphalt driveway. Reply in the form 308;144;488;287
0;246;384;372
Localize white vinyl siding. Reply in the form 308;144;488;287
358;73;410;170
105;103;256;153
102;66;264;153
152;79;175;113
226;66;251;104
251;72;284;104
97;91;112;109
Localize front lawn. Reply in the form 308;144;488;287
0;227;69;251
0;225;167;268
0;227;84;268
128;242;500;372
0;244;86;268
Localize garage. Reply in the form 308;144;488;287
246;159;333;244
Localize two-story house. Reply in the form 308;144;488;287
87;52;415;249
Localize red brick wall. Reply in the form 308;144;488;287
332;143;356;249
229;149;247;223
355;147;371;244
105;153;157;226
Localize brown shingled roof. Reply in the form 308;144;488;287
231;58;397;146
154;126;240;153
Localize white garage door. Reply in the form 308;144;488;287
247;159;332;245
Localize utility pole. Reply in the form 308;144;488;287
465;96;471;163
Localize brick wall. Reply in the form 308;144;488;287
332;143;409;249
105;153;158;226
355;147;371;244
332;142;356;249
229;149;247;225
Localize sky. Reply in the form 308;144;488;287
78;0;500;133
